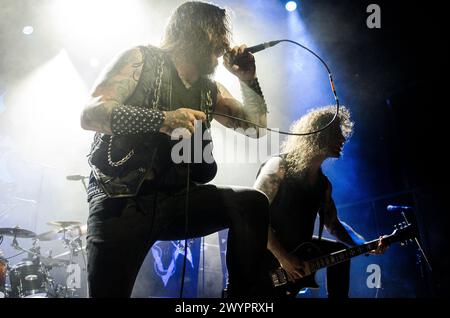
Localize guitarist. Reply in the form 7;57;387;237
254;106;388;298
80;2;270;297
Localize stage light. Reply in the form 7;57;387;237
89;57;100;68
22;26;34;35
5;49;90;168
50;0;154;51
285;1;297;12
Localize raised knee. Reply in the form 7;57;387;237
253;189;269;207
235;189;268;218
247;189;269;223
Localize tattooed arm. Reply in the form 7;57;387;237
254;157;311;280
214;82;267;138
254;156;285;205
254;157;286;266
80;47;144;134
253;157;310;280
80;47;205;136
213;44;267;138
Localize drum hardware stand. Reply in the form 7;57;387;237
60;231;85;298
10;231;41;263
61;228;73;298
65;174;89;297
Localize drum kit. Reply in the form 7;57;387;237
0;221;87;298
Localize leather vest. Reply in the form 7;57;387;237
87;45;217;199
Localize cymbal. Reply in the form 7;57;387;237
0;227;36;238
63;224;87;236
35;230;61;241
35;224;87;241
54;245;86;259
39;256;71;267
46;221;82;228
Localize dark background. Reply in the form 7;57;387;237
296;0;448;296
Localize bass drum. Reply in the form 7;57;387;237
9;261;47;298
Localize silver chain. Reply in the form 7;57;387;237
203;89;213;125
107;139;135;167
107;53;165;167
152;57;164;109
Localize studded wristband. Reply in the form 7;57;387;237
110;105;165;135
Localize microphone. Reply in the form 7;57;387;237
226;40;282;64
387;205;412;212
66;175;88;181
243;40;282;54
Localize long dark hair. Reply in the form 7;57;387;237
161;2;231;70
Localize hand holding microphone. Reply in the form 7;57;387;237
223;44;256;81
223;40;281;81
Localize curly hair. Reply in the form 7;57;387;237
281;105;354;177
161;2;231;73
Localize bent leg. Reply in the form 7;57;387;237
157;184;270;296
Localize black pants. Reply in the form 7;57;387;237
86;184;269;298
311;237;351;298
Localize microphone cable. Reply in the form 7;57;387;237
179;38;339;298
209;39;340;136
179;162;190;298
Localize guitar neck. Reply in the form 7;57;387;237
308;239;380;272
269;228;411;289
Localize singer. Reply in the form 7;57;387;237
80;1;270;297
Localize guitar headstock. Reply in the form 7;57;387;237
389;222;416;246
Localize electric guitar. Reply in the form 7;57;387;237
265;222;415;297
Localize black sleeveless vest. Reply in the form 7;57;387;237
87;45;218;199
259;154;330;252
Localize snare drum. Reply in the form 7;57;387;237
9;261;47;297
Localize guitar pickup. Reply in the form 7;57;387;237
270;268;288;287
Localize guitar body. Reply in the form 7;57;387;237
264;242;322;297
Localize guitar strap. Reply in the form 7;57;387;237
316;168;330;241
318;206;324;241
